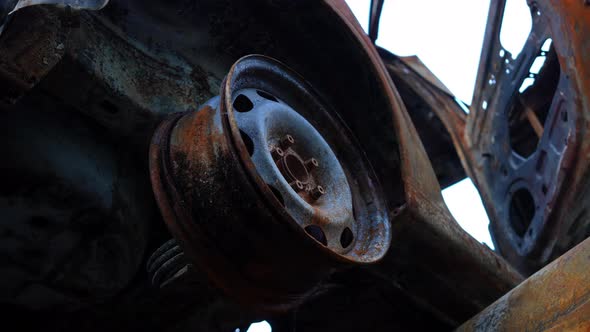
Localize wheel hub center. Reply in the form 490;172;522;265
271;135;323;198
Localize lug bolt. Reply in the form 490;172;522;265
290;180;304;192
311;185;325;200
271;146;284;160
305;158;319;169
280;134;295;149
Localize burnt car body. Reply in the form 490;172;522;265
0;0;588;331
378;0;590;276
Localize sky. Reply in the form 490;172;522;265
347;0;490;102
248;1;532;330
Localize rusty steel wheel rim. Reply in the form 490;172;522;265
230;88;355;251
150;54;390;310
221;55;390;261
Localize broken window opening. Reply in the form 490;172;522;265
508;42;560;158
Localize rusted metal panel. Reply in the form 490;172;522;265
0;6;68;104
457;236;590;331
398;55;456;97
0;1;113;104
462;0;590;274
380;49;468;188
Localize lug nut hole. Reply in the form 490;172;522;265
234;94;254;112
304;225;327;246
340;227;354;248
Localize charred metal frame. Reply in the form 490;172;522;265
379;49;468;188
465;0;589;274
378;0;590;276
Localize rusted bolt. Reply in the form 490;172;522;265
280;134;295;149
305;158;319;169
271;146;285;160
290;180;304;192
311;185;325;200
